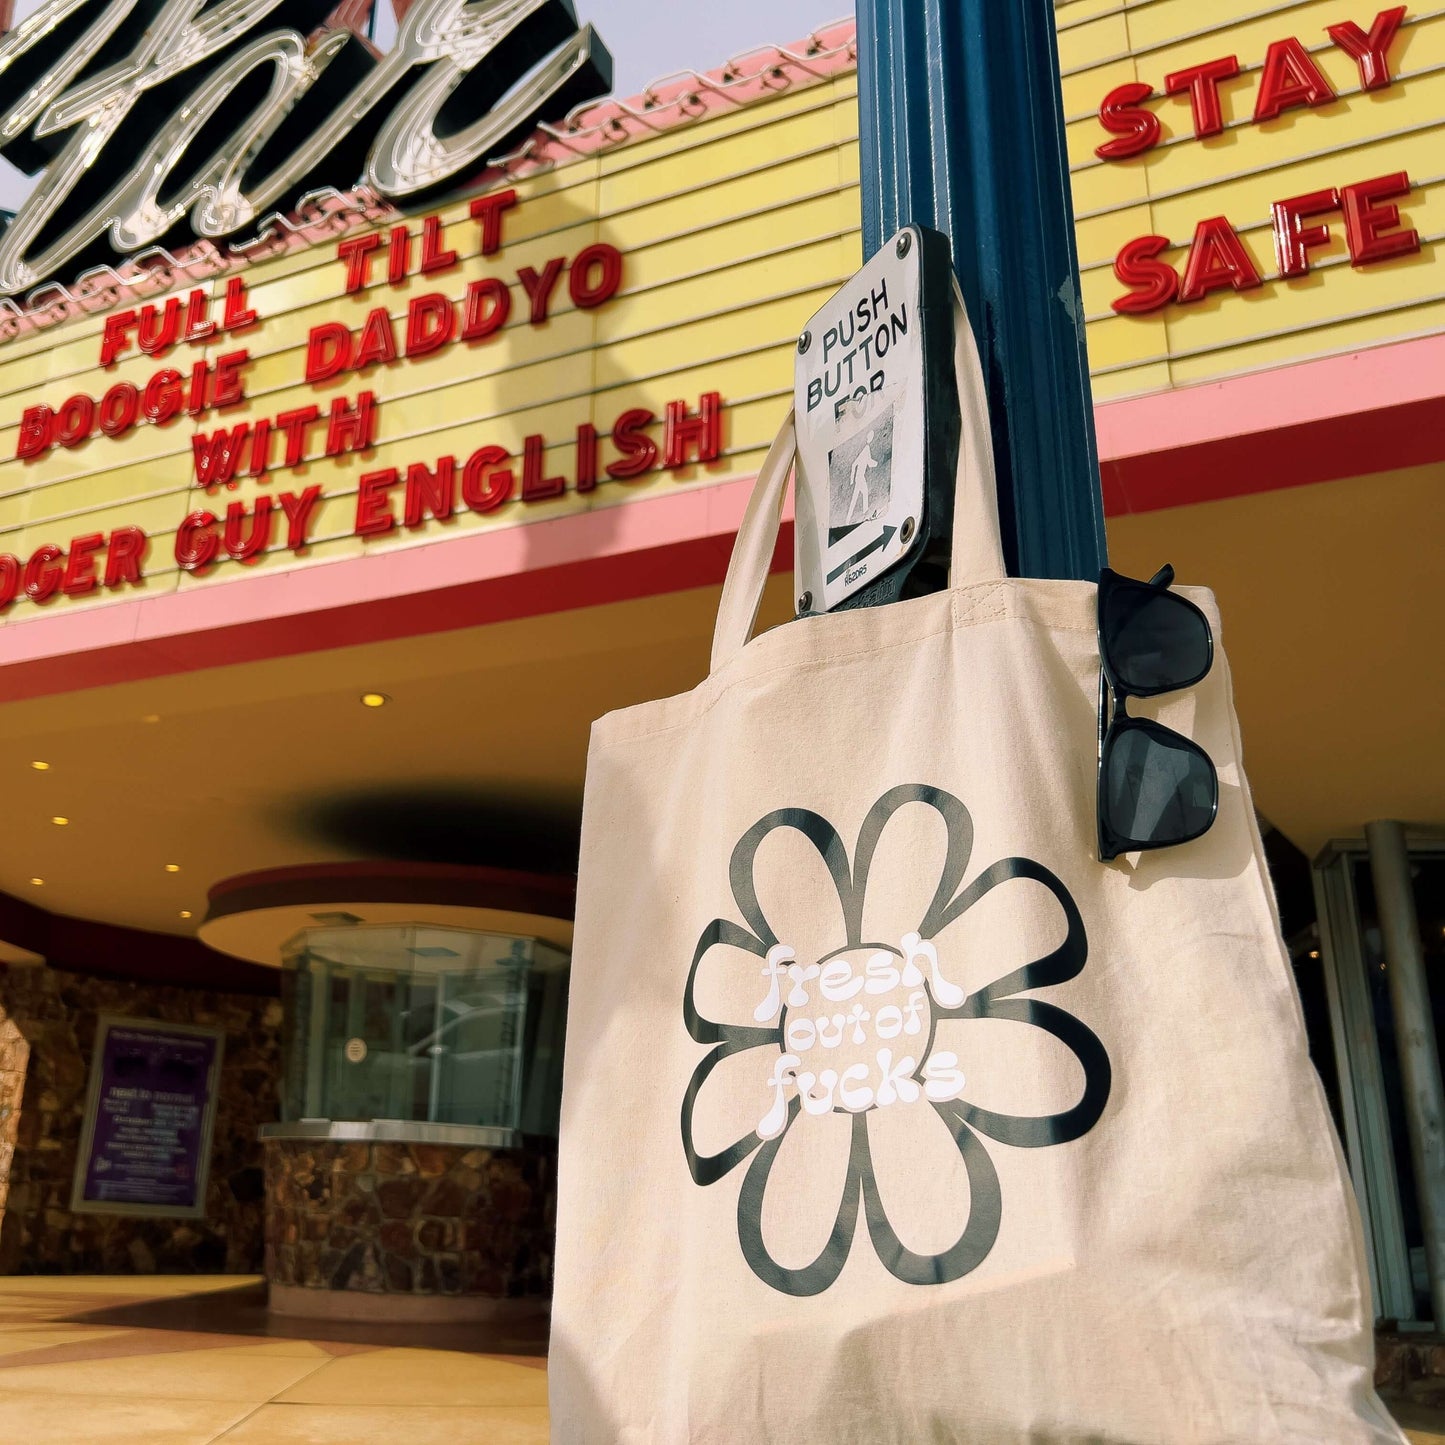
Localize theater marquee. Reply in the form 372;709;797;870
0;18;863;625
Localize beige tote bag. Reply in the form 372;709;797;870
550;290;1402;1444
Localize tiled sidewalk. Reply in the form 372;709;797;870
0;1276;549;1444
0;1275;1440;1443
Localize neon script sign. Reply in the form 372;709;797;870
0;0;611;298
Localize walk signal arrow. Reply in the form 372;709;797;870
827;525;898;586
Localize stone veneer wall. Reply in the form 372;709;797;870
264;1138;556;1300
0;1014;28;1231
0;962;281;1275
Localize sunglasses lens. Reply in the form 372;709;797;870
1102;726;1217;851
1102;583;1211;694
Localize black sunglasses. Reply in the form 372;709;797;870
1097;564;1219;863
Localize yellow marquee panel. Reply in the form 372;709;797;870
1061;1;1445;400
1057;12;1133;76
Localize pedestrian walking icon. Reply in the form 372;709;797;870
848;432;879;524
828;408;895;547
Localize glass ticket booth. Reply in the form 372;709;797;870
279;925;569;1141
259;922;570;1319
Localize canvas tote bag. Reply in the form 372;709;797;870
550;289;1402;1444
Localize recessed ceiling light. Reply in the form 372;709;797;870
164;864;180;873
30;877;43;886
360;692;390;708
179;910;193;920
30;760;50;771
51;816;69;826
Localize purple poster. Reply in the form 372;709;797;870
75;1021;222;1214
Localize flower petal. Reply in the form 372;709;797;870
682;1040;773;1187
930;858;1084;1003
685;1040;793;1168
850;786;974;948
736;1104;861;1297
860;1100;1001;1286
931;999;1111;1148
734;811;852;970
689;928;793;1034
685;920;782;1045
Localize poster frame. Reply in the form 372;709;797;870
69;1014;226;1220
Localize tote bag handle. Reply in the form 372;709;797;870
710;281;1007;674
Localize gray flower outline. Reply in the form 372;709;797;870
681;784;1112;1297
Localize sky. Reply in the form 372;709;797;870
0;0;852;213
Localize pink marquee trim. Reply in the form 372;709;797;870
2;332;1442;699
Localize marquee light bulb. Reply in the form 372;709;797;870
361;692;390;708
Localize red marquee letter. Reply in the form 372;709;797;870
24;545;64;602
1095;82;1160;160
461;446;514;513
61;532;105;597
175;512;219;572
98;383;140;438
405;293;456;358
404;458;457;526
306;322;353;383
606;409;658;480
142;370;184;426
224;498;274;563
355;468;399;536
1179;217;1263;303
420;214;458;275
0;555;19;610
192;423;251;491
222;276;258;331
338;234;382;294
1254;38;1337;123
1328;7;1409;92
462;278;512;341
521;434;565;501
1272;188;1342;277
1165;56;1241;139
15;404;54;459
104;526;147;588
100;310;137;367
575;423;599;493
54;394;95;448
469;189;518;256
664;393;721;468
279;487;324;552
518;258;566;324
351;307;399;371
1343;171;1421;265
568;244;624;308
1111;236;1180;314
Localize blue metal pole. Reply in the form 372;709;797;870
855;0;1108;581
